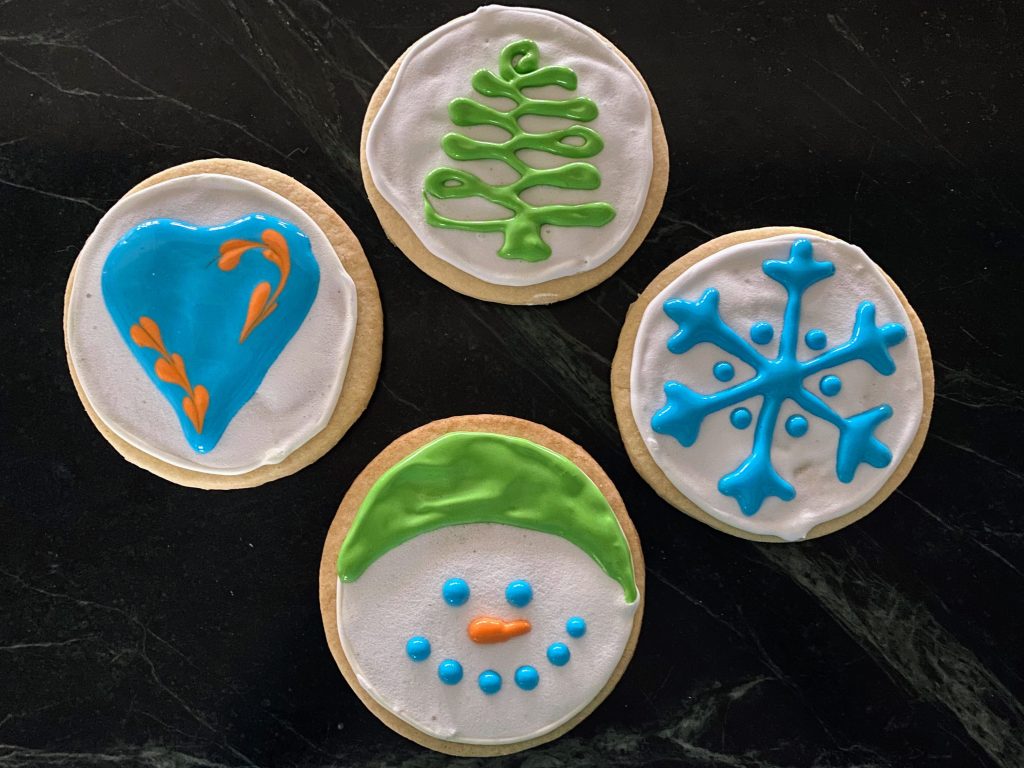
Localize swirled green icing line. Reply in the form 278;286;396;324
423;39;616;263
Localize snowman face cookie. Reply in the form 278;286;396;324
613;228;933;541
321;420;643;755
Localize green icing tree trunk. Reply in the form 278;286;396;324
423;39;616;263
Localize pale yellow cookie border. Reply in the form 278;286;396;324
63;158;383;490
611;226;935;542
360;26;669;305
318;414;645;756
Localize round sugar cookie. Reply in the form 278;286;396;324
319;415;644;755
612;227;934;542
64;159;383;489
361;5;668;304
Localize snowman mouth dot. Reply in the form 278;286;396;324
437;659;463;685
547;642;571;666
405;635;431;661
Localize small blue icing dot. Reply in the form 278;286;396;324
750;321;774;345
505;580;533;608
566;617;587;638
805;328;827;350
478;669;502;694
547;642;571;667
713;361;735;382
820;375;842;397
514;665;539;691
405;636;431;662
785;414;809;438
437;659;463;685
730;407;752;430
442;578;470;606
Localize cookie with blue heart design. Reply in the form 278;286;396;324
319;415;644;756
65;159;382;488
611;227;934;541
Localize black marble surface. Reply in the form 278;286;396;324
2;1;1022;766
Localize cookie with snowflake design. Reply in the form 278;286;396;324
612;227;933;541
319;415;643;755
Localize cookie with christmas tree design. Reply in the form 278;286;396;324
361;5;668;304
319;415;644;755
64;159;383;489
612;227;934;541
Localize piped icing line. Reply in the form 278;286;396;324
337;431;638;603
423;37;616;262
629;234;924;540
651;239;907;515
128;316;209;435
366;5;654;287
217;228;293;343
66;173;358;474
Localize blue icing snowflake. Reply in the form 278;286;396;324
651;239;907;517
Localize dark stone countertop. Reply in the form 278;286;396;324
1;1;1022;766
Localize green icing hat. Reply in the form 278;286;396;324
337;431;638;603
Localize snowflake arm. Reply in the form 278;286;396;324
653;375;768;447
801;301;907;378
792;387;895;482
662;288;767;369
762;238;835;360
717;394;796;516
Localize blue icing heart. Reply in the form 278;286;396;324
101;214;320;454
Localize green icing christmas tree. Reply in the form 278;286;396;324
423;39;616;263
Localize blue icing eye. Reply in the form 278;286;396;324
405;636;431;662
437;659;463;685
442;578;470;606
514;665;539;691
713;361;734;382
750;321;773;345
805;328;827;350
505;580;533;608
478;669;502;694
730;407;752;430
547;642;571;666
566;617;587;638
820;375;842;397
785;414;808;438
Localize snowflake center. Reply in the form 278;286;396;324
762;356;805;395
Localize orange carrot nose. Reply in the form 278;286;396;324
467;616;532;644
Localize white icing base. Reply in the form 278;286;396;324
67;174;358;475
337;524;638;745
366;5;653;287
630;235;924;540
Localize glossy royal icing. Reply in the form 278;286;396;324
423;37;616;262
366;5;653;287
336;432;639;745
66;174;358;475
629;235;924;540
101;215;320;454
